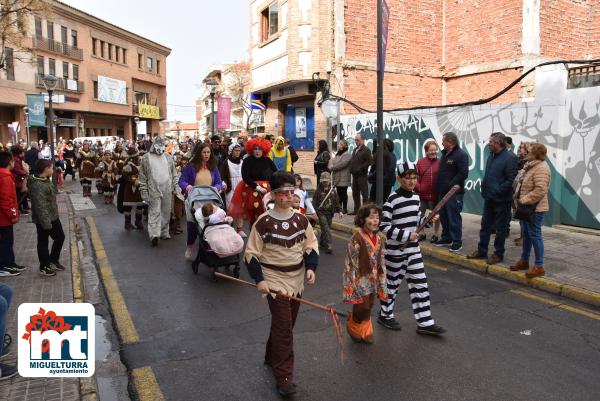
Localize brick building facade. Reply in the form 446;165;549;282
249;0;599;178
0;0;170;145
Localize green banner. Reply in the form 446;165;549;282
26;94;46;127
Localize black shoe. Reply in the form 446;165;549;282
19;209;30;216
0;363;18;381
0;266;20;276
39;266;56;276
430;235;439;244
417;324;446;336
9;263;27;271
50;261;66;271
151;237;159;247
377;316;402;331
418;233;427;241
277;383;297;397
348;211;357;216
449;243;463;252
434;239;452;247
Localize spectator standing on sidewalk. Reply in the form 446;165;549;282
510;143;551;278
28;159;66;276
467;133;518;264
434;132;469;252
0;282;17;379
313;140;331;186
328;139;352;214
415;139;441;243
25;141;40;175
11;145;30;215
513;142;530;246
0;151;28;277
349;133;372;215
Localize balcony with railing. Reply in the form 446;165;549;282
32;37;83;60
35;74;85;93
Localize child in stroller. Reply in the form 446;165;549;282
187;186;244;278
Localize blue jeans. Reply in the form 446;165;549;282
0;225;15;267
477;200;512;258
521;212;545;266
440;193;463;245
0;283;13;356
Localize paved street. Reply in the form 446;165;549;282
79;197;600;401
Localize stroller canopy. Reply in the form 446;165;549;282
187;185;225;211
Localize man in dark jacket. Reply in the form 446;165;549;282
349;133;372;214
24;142;40;175
434;132;469;252
467;132;518;264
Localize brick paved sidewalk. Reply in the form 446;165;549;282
0;193;80;401
336;210;600;295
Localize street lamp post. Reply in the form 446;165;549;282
376;0;384;205
23;107;30;145
41;74;58;158
204;78;218;136
41;74;58;190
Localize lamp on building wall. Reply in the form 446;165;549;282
204;78;218;136
320;98;340;149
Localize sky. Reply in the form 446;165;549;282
61;0;249;121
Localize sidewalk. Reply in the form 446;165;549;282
333;206;600;308
0;191;80;401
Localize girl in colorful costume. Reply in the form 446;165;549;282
343;204;387;343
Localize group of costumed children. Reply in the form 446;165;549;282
244;161;445;397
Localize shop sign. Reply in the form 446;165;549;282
138;104;160;119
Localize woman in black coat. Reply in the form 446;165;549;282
314;140;331;185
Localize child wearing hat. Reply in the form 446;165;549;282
311;171;343;254
377;161;446;336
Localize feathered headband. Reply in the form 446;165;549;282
245;137;272;155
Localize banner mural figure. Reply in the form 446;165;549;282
340;65;600;230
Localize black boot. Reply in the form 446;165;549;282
134;213;144;230
124;214;133;231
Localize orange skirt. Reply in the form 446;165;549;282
228;180;270;224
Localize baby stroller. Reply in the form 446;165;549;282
186;185;241;279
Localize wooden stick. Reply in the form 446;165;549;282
214;272;348;318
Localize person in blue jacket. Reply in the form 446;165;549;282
467;132;518;264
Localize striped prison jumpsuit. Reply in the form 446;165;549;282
379;188;435;328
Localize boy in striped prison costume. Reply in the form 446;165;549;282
378;161;446;336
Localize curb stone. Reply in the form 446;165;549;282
331;221;600;309
69;210;101;401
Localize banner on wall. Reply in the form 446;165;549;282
26;94;46;127
217;97;232;130
295;108;307;138
138;104;160;119
97;76;127;104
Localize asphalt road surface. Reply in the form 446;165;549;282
82;200;600;401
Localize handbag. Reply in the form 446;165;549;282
513;188;537;222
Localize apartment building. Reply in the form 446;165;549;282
0;0;171;144
249;0;599;177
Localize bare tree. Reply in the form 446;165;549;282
0;0;50;70
225;62;256;131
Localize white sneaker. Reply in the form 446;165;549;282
185;247;194;260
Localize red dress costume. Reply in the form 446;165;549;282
228;138;277;226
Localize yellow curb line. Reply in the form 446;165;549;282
331;221;600;308
86;215;140;345
131;366;165;401
510;290;600;321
